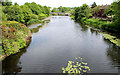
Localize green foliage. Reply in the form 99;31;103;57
25;2;42;15
51;8;58;12
38;13;47;20
14;2;19;6
58;6;71;13
62;57;90;73
74;4;90;21
105;4;114;16
2;21;30;56
91;2;97;8
20;5;32;23
51;13;58;16
2;2;50;25
1;2;12;6
3;5;25;23
102;33;120;47
30;14;38;19
42;6;50;16
112;1;120;32
1;2;50;26
52;6;71;13
27;19;42;25
73;2;120;33
1;11;7;21
82;18;114;31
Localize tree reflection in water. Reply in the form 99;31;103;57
2;39;31;74
105;39;120;69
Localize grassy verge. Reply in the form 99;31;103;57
80;18;118;33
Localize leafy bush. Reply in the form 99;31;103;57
1;21;30;56
2;2;50;25
3;5;25;23
30;14;38;19
38;13;47;20
1;12;7;21
27;19;42;25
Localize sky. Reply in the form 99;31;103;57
11;0;114;8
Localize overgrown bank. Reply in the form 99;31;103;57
70;1;120;47
0;21;32;61
0;1;51;61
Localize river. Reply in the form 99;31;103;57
2;16;120;74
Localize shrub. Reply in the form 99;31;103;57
27;19;41;25
38;13;46;20
2;21;30;56
30;14;38;19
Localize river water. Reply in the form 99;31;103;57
2;16;120;74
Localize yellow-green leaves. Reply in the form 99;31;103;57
101;33;120;47
62;57;90;74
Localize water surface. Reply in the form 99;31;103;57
2;16;120;73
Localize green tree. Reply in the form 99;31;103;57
91;2;97;8
2;2;12;6
25;2;42;15
105;3;115;18
3;5;25;23
2;12;7;21
112;1;120;32
52;8;57;12
14;2;19;6
20;5;32;23
30;14;38;19
74;4;90;21
38;13;46;20
42;6;50;16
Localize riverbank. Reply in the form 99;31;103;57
0;21;32;61
85;25;120;47
27;16;52;26
73;17;120;47
0;16;52;61
2;16;119;73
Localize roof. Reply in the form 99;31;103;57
101;5;110;9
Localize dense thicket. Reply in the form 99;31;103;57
2;2;50;25
1;21;30;59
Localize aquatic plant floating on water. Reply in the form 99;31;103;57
62;57;90;74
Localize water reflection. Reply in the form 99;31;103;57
30;20;50;33
2;16;120;73
90;28;99;35
80;24;88;31
2;39;31;74
106;44;120;66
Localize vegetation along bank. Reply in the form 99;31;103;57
0;1;50;61
70;1;120;47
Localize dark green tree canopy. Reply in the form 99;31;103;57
2;2;50;25
1;2;12;6
91;2;97;8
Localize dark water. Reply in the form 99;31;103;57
2;16;120;73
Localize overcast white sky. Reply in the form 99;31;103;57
11;0;114;8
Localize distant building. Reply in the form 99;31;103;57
93;5;110;18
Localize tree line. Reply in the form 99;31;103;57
52;6;71;13
71;1;120;33
1;1;50;25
